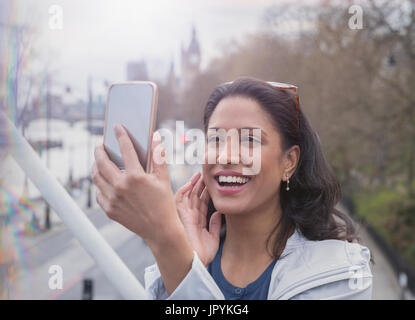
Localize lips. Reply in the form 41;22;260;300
213;170;253;195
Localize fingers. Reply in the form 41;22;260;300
209;211;222;240
92;162;113;199
194;176;206;198
190;171;201;185
114;123;144;175
190;174;205;208
175;180;193;203
94;144;122;186
199;186;210;213
176;172;200;199
94;164;111;214
96;190;108;212
150;131;170;182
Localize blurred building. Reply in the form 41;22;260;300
125;26;201;88
124;26;202;127
163;26;202;123
166;60;177;91
126;60;149;81
180;26;201;89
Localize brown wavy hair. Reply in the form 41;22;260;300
204;77;359;259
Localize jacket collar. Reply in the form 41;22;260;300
284;227;307;250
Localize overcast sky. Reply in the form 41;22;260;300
11;0;302;99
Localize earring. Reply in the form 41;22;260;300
286;173;290;191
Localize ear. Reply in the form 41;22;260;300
283;145;300;180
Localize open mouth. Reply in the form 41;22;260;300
214;175;252;188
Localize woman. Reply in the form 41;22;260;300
92;77;372;300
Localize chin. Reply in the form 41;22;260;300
211;197;251;215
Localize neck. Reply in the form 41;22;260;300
222;195;281;262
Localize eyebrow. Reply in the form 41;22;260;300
207;127;268;136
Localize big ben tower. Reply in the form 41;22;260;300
180;26;201;88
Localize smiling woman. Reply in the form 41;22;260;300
153;77;371;299
196;78;370;299
93;77;373;300
203;77;359;260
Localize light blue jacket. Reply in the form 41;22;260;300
144;228;373;300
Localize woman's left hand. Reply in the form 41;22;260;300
92;124;181;247
175;172;222;267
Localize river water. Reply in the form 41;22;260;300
0;118;102;201
0;117;199;201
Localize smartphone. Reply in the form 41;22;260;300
103;81;158;172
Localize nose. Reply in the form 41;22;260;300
217;133;240;165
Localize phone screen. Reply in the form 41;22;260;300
103;82;157;171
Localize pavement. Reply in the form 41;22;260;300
334;203;414;300
355;224;414;300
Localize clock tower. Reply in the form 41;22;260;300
180;26;201;88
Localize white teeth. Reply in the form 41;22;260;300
218;175;251;184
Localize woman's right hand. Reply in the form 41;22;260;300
175;172;222;267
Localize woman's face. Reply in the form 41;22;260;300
203;95;290;215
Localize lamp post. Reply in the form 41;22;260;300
64;86;74;193
86;76;92;208
86;77;109;208
44;73;51;230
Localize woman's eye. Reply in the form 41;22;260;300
241;136;261;146
207;136;221;144
207;135;261;146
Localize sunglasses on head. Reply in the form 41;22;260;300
222;80;300;129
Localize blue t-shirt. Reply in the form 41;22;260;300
207;238;277;300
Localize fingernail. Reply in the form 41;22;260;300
114;123;122;138
191;171;200;182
